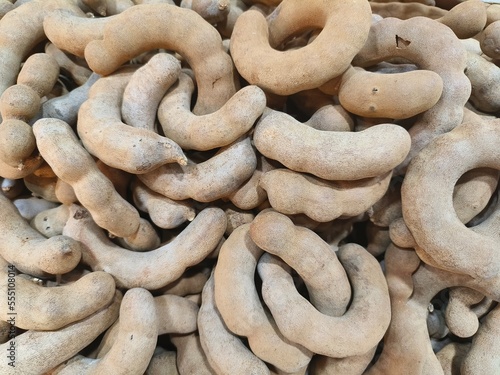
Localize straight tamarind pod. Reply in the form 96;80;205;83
84;3;236;114
77;70;187;174
138;137;257;202
0;270;115;331
254;110;410;181
171;333;217;375
63;205;226;289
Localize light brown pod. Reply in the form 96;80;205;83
84;3;236;114
253;110;411;181
230;0;372;95
63;205;226;289
138;137;257;202
77;70;187;174
157;72;266;151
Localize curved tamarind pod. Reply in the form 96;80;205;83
77;70;187;174
338;66;443;119
436;0;487;39
402;120;500;278
132;179;195;230
253;109;410;181
122;53;181;131
181;0;230;24
198;273;271;375
0;270;115;330
45;43;93;86
436;342;470;375
33;118;142;238
171;333;217;375
42;72;100;126
0;291;121;375
257;245;390;358
158;72;266;151
54;288;157;375
145;347;178;375
370;2;446;19
0;0;83;99
461;304;500;374
353;16;470;175
465;52;500;113
63;205;226;289
43;9;110;58
0;194;82;277
31;204;70;238
230;0;372;95
249;211;351;316
138;137;257;202
445;287;485;338
81;0;135;16
479;20;500;59
84;3;236;115
260;169;392;222
214;224;313;373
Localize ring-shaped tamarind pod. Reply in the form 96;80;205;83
138;137;257;202
402;120;500;279
253;109;410;181
230;0;372;95
0;194;82;277
198;272;271;375
258;243;390;358
0;290;121;375
338;66;443;119
77;70;187;174
63;205;226;290
214;224;313;373
122;53;181;131
158;72;266;151
84;3;236;115
353;16;470;175
0;270;115;331
50;288;157;375
260;169;392;222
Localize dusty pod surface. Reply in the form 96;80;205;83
0;1;500;374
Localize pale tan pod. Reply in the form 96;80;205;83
259;169;392;222
338;67;443;119
214;224;313;373
253;109;410;181
55;288;157;375
436;0;487;39
77;70;187;174
465;52;500;113
180;0;230;24
63;205;226;289
0;270;115;330
132;179;195;230
122;52;181;131
13;196;59;221
159;265;211;296
479;20;500;59
198;273;271;375
84;3;236;114
171;333;217;375
138;137;257;202
0;291;121;375
145;347;179;375
0;193;82;277
258;244;391;358
436;342;470;375
45;43;92;86
445;287;485;338
158;72;266;151
81;0;135;16
31;204;70;238
43;9;109;58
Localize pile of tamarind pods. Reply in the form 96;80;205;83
0;0;500;374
